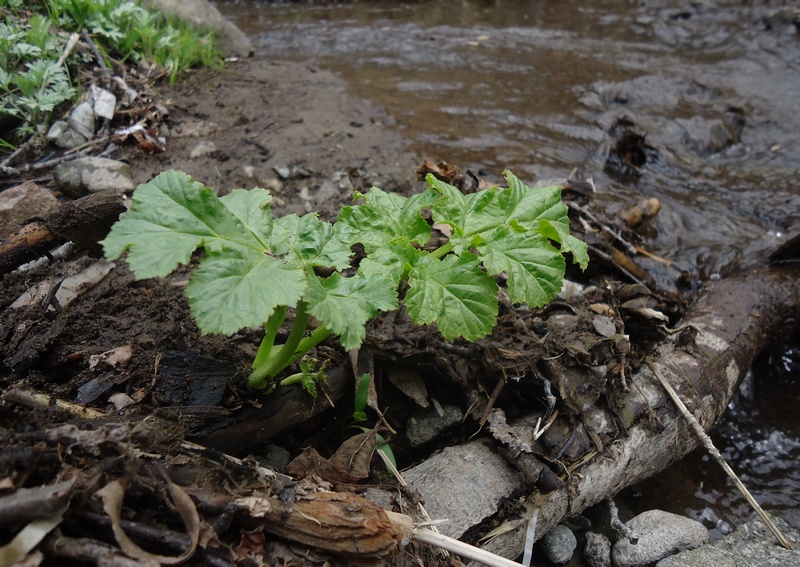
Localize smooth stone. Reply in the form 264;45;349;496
656;514;800;567
613;510;709;567
0;180;58;238
541;524;577;565
54;157;134;197
402;440;523;539
67;101;95;139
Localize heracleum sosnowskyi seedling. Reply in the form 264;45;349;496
102;169;588;391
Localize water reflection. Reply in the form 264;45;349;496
628;345;800;538
217;0;800;278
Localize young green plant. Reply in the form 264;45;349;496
102;169;588;390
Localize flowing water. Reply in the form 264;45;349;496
216;0;799;542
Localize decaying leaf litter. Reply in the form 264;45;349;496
2;54;798;565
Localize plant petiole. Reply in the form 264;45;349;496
429;240;454;260
251;306;287;374
248;303;335;388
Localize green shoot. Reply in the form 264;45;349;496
351;373;396;470
279;358;328;397
352;372;371;423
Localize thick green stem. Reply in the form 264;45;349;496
247;301;312;388
251;306;287;372
430;240;454;260
286;324;333;366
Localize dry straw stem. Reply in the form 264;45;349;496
645;356;793;550
376;448;526;567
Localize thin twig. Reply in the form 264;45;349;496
56;33;81;68
567;201;639;256
0;138;112;177
3;387;105;419
607;497;638;544
479;375;507;428
81;28;110;88
645;356;793;550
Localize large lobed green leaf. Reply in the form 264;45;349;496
305;272;398;350
101;170;265;279
337;186;436;252
103;168;587;350
427;171;588;307
185;249;307;335
478;225;566;307
102;170;311;336
405;253;499;341
272;214;352;271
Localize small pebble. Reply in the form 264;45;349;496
541;524;577;565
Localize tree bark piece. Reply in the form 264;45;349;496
195;365;351;455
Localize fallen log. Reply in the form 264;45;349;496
402;265;800;560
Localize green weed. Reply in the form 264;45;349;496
0;0;222;148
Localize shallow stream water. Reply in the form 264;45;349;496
217;0;799;546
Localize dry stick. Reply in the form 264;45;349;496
56;33;81;68
644;356;793;550
606;497;638;544
411;528;525;567
3;387;105;420
81;29;110;87
567;201;639;256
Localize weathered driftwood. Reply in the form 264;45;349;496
411;265;800;560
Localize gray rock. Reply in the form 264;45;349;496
261;444;290;471
584;531;612;567
274;165;291;179
91;84;117;120
406;403;463;447
656;514;800;567
46;120;88;149
67;101;95;139
403;440;523;539
593;314;617;337
0;180;59;238
558;279;585;301
679;117;738;155
541;524;577;565
614;510;709;567
54;157;135;197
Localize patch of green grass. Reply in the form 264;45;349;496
44;0;222;83
0;0;223;149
